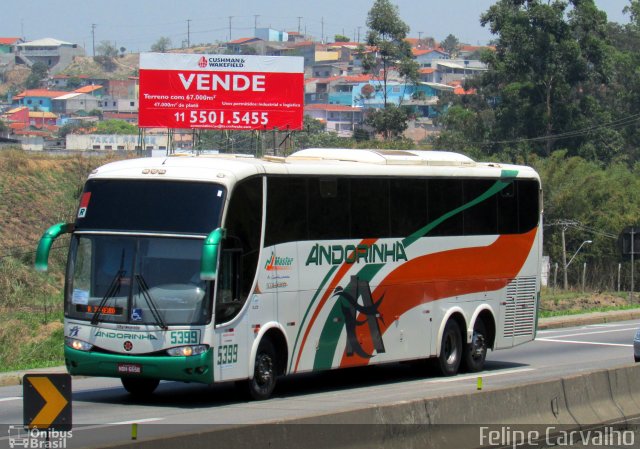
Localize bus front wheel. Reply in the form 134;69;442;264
121;377;159;397
436;319;462;376
242;338;277;400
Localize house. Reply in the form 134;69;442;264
0;37;22;74
433;59;487;84
52;92;101;114
101;98;138;114
304;103;364;137
459;45;495;59
413;48;449;67
12;89;69;111
255;28;288;42
305;74;373;106
352;81;439;117
225;37;265;55
15;38;85;74
28;111;58;127
1;106;29;128
73;85;104;97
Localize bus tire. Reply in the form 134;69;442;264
244;338;277;400
121;377;159;397
436;319;462;376
463;318;488;373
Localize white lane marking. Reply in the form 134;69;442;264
0;397;21;402
107;417;165;425
537;338;633;348
426;367;535;383
537;327;637;339
538;323;640;335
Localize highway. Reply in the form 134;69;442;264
0;319;638;448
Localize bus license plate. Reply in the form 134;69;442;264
117;363;142;374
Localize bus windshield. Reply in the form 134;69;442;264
66;235;212;326
75;179;225;234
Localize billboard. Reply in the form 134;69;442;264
138;53;304;131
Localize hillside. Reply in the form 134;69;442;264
0;150;124;370
60;53;139;79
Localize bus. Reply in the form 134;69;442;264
36;148;542;400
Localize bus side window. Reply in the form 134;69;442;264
216;177;263;324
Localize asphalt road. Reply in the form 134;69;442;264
0;319;638;448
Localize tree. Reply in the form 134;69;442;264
365;104;410;139
359;0;419;139
437;0;616;161
25;61;48;89
334;34;350;42
151;37;172;53
440;34;460;57
96;41;119;58
95;119;137;135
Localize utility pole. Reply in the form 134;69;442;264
187;19;191;47
357;26;361;43
297;16;303;34
91;23;96;57
254;15;259;35
561;224;568;290
418;31;423;41
321;17;324;43
228;16;233;42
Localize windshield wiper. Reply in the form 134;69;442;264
90;269;124;325
135;274;168;330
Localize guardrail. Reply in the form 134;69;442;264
78;364;640;449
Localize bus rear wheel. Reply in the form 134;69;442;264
436;319;462;376
241;338;277;400
121;377;159;397
463;319;488;373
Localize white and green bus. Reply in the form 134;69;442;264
36;148;542;400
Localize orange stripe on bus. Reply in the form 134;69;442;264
339;229;537;368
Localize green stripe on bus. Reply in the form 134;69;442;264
402;169;518;248
289;265;337;372
312;169;518;370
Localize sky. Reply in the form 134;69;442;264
1;0;633;54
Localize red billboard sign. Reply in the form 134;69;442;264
139;53;304;130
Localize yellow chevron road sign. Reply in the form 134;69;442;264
23;374;72;430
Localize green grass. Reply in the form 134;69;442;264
0;310;65;372
539;303;640;318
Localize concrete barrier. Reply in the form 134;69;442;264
89;364;640;449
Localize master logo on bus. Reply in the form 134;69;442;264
305;241;408;266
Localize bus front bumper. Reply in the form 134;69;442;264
65;346;214;384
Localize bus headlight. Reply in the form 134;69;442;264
166;345;208;357
65;337;93;352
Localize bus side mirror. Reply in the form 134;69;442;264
200;228;226;281
35;223;74;272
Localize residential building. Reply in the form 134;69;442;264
432;59;487;84
304;103;364;137
0;37;22;74
255;28;288;42
12;89;69;111
225;37;265;55
52;92;101;114
352;81;439;117
28;110;57;127
15;38;85;74
413;48;449;67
